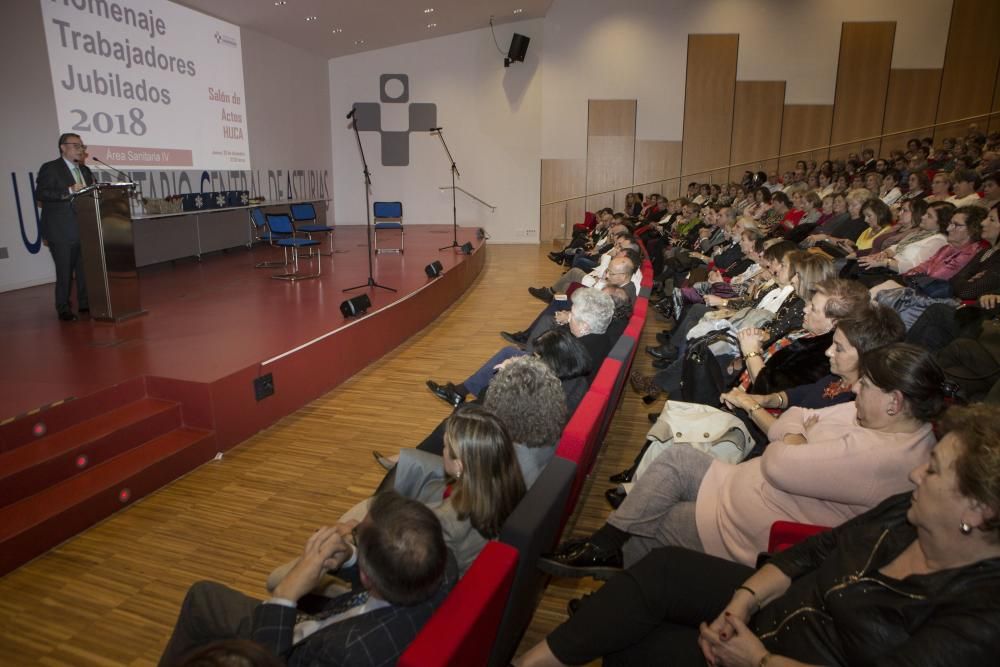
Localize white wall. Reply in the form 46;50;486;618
0;0;333;293
329;20;544;243
539;0;953;157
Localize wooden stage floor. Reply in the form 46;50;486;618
0;225;483;423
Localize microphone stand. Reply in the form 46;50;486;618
344;109;396;294
431;128;462;251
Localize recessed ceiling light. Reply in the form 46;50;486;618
426;23;437;28
331;28;343;34
354;39;366;45
273;1;286;5
513;8;523;14
305;16;318;22
424;8;435;13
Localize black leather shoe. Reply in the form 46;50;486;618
538;542;624;580
528;286;554;303
646;344;678;361
58;311;78;321
426;380;465;408
656;330;673;345
651;357;673;370
609;466;636;484
547;252;565;264
566;593;593;616
605;487;627;509
500;330;530;347
78;307;90;314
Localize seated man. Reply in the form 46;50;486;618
428;286;617;406
528;230;634;303
158;492;455;667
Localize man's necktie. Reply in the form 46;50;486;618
72;166;84;186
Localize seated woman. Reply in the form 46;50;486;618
870;205;987;297
870;206;993;328
636;250;834;402
801;189;871;253
854;199;950;285
516;404;1000;667
841;197;893;256
540;343;943;578
387;405;526;574
924;170;953;203
608;301;903;499
267;405;525;589
719;304;905;451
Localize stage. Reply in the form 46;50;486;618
0;224;485;573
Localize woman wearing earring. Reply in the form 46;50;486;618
516;403;1000;667
391;404;526;574
540;344;944;578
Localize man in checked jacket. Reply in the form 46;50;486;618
159;492;457;666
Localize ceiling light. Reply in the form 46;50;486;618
354;39;366;45
426;23;437;28
424;8;435;13
305;16;317;22
273;1;286;5
513;8;523;14
331;28;343;34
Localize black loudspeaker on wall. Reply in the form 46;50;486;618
425;260;444;278
505;33;530;67
460;242;474;255
340;294;371;317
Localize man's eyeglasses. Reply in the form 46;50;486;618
61;142;87;150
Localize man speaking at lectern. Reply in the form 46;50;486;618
35;133;94;321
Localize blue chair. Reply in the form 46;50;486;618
373;201;404;254
264;213;321;281
248;207;289;268
290;202;334;256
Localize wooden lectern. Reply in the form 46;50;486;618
72;182;146;322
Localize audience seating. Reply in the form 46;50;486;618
767;520;830;553
491;455;577;667
398;542;519;667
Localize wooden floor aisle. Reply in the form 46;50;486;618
0;244;662;666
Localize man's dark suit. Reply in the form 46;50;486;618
35;157;94;314
159;556;458;667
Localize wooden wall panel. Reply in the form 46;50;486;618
990;59;1000;134
680;34;739;179
880;69;942;154
829;22;895;161
634;140;682;187
934;0;1000;142
778;105;833;173
729;81;785;182
540;158;585;205
540;203;567;243
586;100;636;198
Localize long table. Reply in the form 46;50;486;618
130;198;330;266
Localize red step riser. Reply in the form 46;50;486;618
0;377;146;454
0;404;182;509
0;430;217;576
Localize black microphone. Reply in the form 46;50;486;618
429;127;443;132
91;156;133;184
346;107;356;119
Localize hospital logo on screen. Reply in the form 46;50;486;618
214;31;238;48
351;74;437;167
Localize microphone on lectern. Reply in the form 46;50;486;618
429;127;443;132
346;107;357;119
